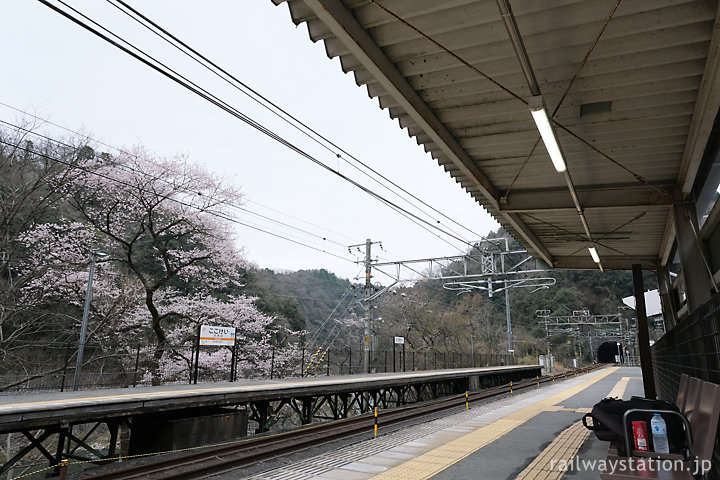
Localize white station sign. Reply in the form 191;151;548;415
394;336;405;344
199;325;236;346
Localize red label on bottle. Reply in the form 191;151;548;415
632;421;649;452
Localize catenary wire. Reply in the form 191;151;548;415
23;2;496;284
0;138;356;264
103;0;485;242
0;114;348;250
0;107;350;250
35;0;478;252
246;199;356;243
0;118;351;253
3;110;495;279
1;106;462;257
0;115;464;259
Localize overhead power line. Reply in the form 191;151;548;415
0;137;356;264
104;0;486;243
246;199;357;243
0;116;350;254
1;105;459;260
35;0;479;252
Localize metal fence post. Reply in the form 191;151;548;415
132;344;140;388
326;350;330;376
193;325;200;384
189;342;195;384
58;459;68;480
393;342;396;373
402;342;406;372
60;346;71;392
230;332;238;382
229;345;235;382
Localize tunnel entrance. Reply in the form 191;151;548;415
597;341;622;363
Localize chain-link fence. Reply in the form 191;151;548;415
1;340;523;393
0;342;195;393
296;347;517;376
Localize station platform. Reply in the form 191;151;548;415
0;364;540;433
236;365;641;480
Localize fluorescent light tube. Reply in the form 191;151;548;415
528;96;567;173
588;246;600;263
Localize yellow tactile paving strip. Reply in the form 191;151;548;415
606;376;631;399
370;367;618;480
513;421;591;480
514;375;631;479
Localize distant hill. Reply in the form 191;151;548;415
243;268;356;333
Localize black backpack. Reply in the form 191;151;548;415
582;397;686;454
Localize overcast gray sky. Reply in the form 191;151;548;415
2;1;500;281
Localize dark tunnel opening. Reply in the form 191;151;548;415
597;341;622;363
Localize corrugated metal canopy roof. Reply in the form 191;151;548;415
273;0;720;270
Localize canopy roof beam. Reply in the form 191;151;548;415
500;185;674;213
553;255;658;270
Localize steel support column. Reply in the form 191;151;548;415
632;264;656;398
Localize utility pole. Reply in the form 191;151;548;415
364;238;372;373
74;249;109;391
349;238;383;374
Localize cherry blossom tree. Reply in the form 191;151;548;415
0;124;90;346
144;291;301;381
67;147;246;382
18;145;294;384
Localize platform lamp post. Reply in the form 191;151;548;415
73;249;109;391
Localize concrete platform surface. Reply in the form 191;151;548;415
0;365;539;413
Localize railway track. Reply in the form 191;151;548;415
78;365;603;480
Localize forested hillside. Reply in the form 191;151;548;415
241;268;353;332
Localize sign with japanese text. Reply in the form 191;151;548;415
199;325;236;346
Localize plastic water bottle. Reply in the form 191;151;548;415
651;414;669;453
